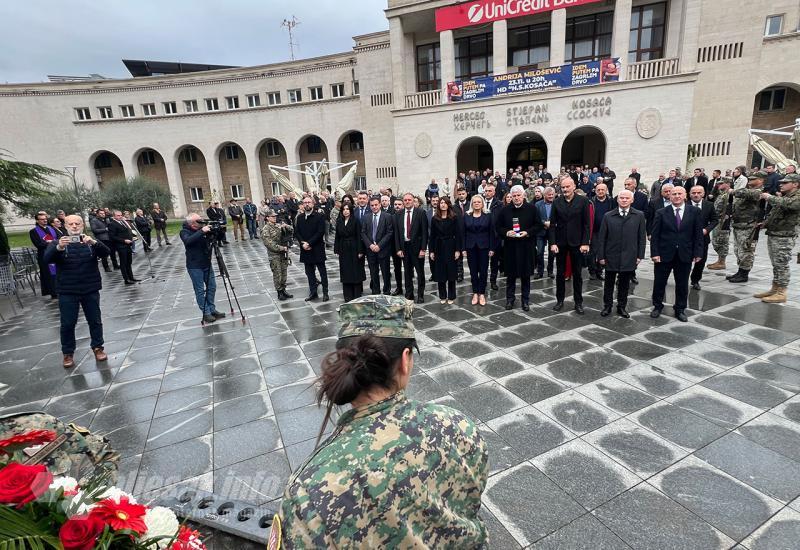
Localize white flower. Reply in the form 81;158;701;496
49;476;79;494
96;486;137;504
144;507;179;548
68;490;95;516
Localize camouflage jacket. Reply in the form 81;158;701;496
260;222;285;257
764;188;800;237
731;188;763;228
276;391;488;549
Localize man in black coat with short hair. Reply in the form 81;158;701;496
44;215;110;368
362;196;394;295
395;192;428;303
549;177;591;314
687;184;719;290
650;186;705;322
295;195;329;301
595;190;646;318
107;210;138;284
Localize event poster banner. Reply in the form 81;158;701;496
436;0;603;32
446;58;620;102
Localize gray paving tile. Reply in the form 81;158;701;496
741;507;800;550
498;370;567;404
213;418;282;468
134;435;212;494
699;374;792;409
531;513;631;549
487;406;575;460
213;391;273;430
451;382;527;422
213;449;291;505
576;377;658;415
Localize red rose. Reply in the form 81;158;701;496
0;430;57;454
59;515;105;550
0;462;53;507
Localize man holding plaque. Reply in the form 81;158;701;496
496;185;542;311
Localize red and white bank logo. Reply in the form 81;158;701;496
436;0;603;32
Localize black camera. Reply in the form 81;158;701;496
199;219;223;229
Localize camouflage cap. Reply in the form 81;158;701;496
338;295;415;340
778;173;800;183
264;209;277;217
719;176;733;183
748;170;768;180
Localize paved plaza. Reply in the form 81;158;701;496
1;238;800;548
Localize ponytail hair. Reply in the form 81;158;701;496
315;335;416;446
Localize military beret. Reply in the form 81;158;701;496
338;295;415;340
748;170;768;180
778;174;800;183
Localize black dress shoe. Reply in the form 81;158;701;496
533;273;542;280
124;280;136;285
505;302;514;310
650;307;662;318
391;289;403;296
131;278;141;282
574;304;584;315
548;272;555;279
322;293;330;302
631;277;639;284
104;267;113;273
553;301;564;312
490;282;499;290
521;303;530;312
617;307;630;319
405;294;415;301
305;294;319;302
415;297;424;304
600;306;612;317
675;311;688;322
691;282;701;290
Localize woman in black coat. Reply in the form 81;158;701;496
429;197;463;304
334;203;365;302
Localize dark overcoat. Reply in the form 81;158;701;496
430;216;463;282
595;208;647;272
334;217;366;284
295;211;326;264
495;202;541;278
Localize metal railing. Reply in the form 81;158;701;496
403;90;442;109
626;57;681;81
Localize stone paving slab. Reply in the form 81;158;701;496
1;237;800;547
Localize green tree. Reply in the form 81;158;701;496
14;183;101;220
99;176;174;213
0;151;62;253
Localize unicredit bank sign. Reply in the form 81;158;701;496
436;0;603;32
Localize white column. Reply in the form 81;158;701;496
547;135;563;175
549;9;567;67
164;154;187;217
286;142;303;191
440;30;455;96
493;20;508;75
122;154;139;180
327;141;342;191
245;147;264;206
389;17;408;108
678;0;701;71
612;0;632;80
204;148;224;203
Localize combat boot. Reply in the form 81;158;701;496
726;269;742;280
753;283;778;299
728;269;749;283
707;257;726;270
762;287;787;303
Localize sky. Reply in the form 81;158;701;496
0;0;389;83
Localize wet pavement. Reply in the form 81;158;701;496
1;237;800;548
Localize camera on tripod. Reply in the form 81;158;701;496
199;219;223;230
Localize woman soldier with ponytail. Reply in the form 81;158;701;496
270;295;488;549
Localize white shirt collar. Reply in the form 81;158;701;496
619;208;628;215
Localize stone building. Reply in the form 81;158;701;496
1;0;798;225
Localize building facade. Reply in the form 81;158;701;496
1;0;798;227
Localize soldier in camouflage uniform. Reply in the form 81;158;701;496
727;171;767;283
260;209;293;301
754;174;800;303
271;295;488;549
708;176;733;270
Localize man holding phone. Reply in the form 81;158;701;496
44;215;111;368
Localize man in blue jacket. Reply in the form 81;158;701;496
44;215;111;368
180;213;227;323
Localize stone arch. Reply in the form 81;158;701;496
88;150;125;188
175;144;210;215
256;138;288;199
337;130;366;181
560;126;608;169
132;147;170;193
297;134;329;164
217;141;252;204
748;82;800;169
505;132;549;173
456;136;493;175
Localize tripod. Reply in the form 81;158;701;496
137;242;165;284
201;231;246;325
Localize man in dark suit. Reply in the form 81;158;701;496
688;185;719;290
362;196;394;295
396;192;428;303
206;201;228;245
483;183;503;289
453;187;468;281
650;186;704;322
354;191;370;224
107;210;139;285
549;177;591;314
390;198;404;295
624;177;649;212
295;196;329;301
646;183;674;236
596;190;647;318
684;168;709;195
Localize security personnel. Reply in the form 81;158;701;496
754;173;800;303
260;209;293;301
272;295;488;549
708;176;733;270
727;171;766;283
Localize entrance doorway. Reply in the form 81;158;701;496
561;126;607;168
506;132;548;171
456;137;493;174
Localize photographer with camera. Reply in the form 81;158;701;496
180;213;227;323
260;209;294;300
44;215;111;368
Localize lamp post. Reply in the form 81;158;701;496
64;165;83;219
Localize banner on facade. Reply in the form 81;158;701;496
446;58;620;102
435;0;603;32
